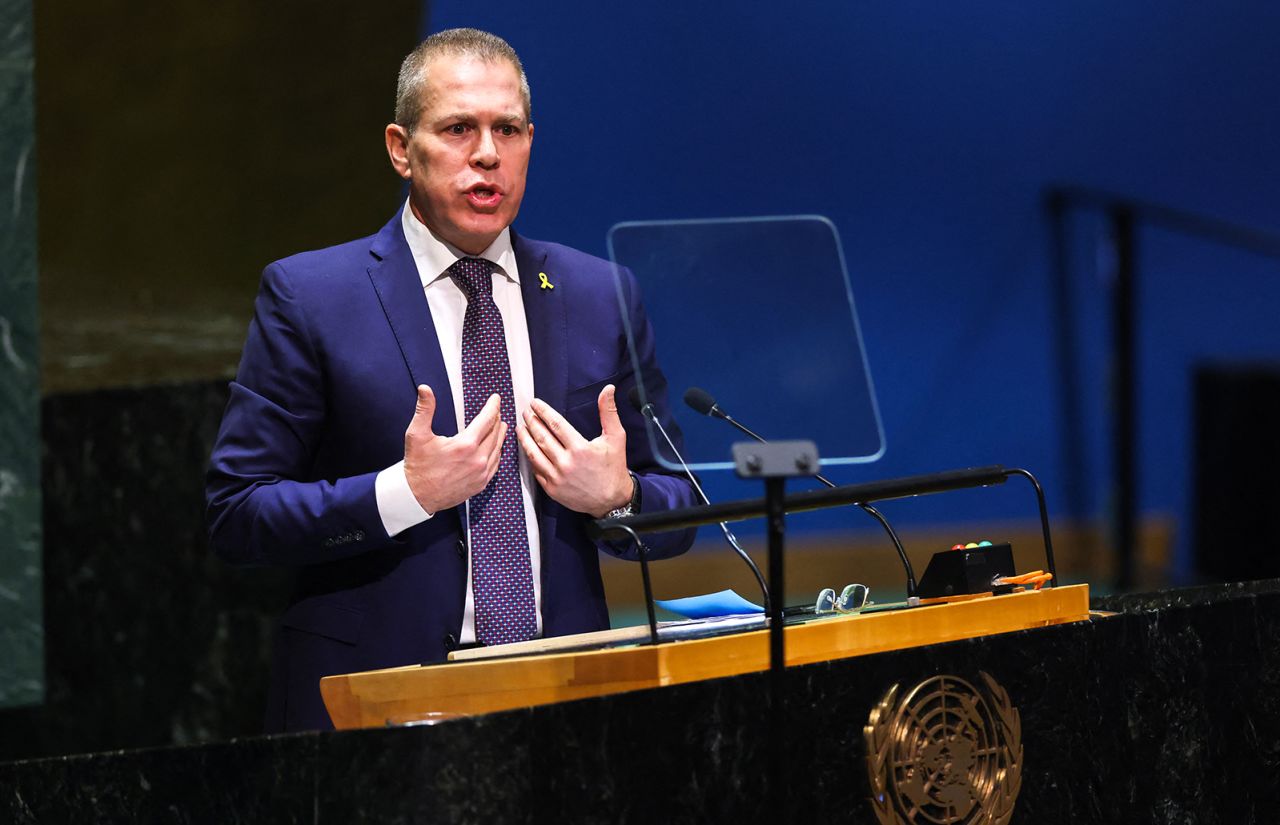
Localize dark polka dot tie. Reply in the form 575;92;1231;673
449;257;537;646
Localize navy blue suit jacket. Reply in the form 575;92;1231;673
206;211;697;732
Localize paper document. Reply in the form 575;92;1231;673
655;589;765;619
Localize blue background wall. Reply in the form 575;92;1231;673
425;2;1280;579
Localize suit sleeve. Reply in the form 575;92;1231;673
205;262;400;566
600;267;699;562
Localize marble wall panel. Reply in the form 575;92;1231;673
0;382;292;761
0;0;42;710
34;0;419;393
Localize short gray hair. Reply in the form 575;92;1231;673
395;28;531;133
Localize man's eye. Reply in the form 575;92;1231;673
447;124;469;135
497;125;518;137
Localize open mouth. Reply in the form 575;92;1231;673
465;185;503;209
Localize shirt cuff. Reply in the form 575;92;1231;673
375;460;432;537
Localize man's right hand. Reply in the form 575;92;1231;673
403;385;505;514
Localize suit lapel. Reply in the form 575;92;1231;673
514;232;566;588
367;211;458;437
514;231;568;410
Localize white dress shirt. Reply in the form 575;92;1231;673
374;202;543;643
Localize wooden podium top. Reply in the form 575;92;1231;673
320;584;1090;730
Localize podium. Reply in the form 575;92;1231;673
320;584;1090;728
6;579;1280;822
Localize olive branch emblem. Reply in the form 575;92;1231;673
864;672;1023;825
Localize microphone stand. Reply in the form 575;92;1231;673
728;439;820;825
680;388;921;601
611;524;659;647
588;464;1058;589
630;390;772;612
706;404;920;603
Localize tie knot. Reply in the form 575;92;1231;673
449;257;495;299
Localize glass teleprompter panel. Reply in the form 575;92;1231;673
608;216;884;473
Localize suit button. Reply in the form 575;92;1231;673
456;538;466;559
443;633;458;651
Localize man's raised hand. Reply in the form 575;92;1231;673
403;385;505;514
518;384;633;518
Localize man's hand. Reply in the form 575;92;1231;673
404;385;506;514
518;385;633;518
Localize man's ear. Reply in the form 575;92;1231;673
385;124;412;180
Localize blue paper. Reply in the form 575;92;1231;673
655;589;765;619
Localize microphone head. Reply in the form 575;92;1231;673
626;385;647;412
683;386;719;417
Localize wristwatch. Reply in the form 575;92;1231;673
604;472;640;520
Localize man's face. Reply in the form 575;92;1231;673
386;54;533;255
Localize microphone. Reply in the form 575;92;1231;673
681;386;724;418
627;386;771;613
683;386;767;442
682;386;920;604
686;387;840;486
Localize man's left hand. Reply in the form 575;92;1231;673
518;385;633;518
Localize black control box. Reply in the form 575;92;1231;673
917;542;1016;599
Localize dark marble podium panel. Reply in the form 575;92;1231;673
4;580;1279;824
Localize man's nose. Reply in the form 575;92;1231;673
471;130;499;168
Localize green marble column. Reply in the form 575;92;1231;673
0;0;42;708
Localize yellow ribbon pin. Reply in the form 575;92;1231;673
538;271;554;290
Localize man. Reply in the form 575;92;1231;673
206;28;696;732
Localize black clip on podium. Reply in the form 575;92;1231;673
731;439;818;823
730;441;817;692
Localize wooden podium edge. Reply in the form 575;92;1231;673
321;584;1090;729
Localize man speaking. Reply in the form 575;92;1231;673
206;28;696;732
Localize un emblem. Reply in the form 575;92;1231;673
864;672;1022;825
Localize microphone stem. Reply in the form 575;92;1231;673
726;415;838;487
720;414;768;444
720;410;917;600
645;407;772;613
853;502;918;599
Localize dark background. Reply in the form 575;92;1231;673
38;1;420;391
